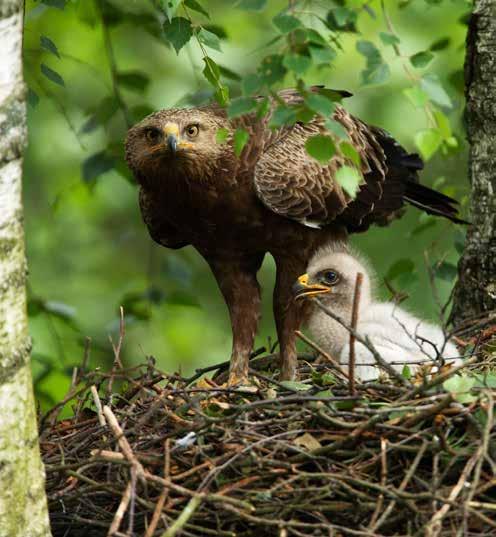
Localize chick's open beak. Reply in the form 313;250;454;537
292;273;331;300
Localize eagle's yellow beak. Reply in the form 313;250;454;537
292;273;331;300
163;123;194;154
163;123;179;154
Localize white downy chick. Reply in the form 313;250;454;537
293;244;461;381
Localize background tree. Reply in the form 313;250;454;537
0;1;51;534
451;0;496;327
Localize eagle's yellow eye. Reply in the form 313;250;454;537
145;128;161;143
185;124;199;138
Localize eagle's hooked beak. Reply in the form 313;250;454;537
292;273;331;300
163;123;179;155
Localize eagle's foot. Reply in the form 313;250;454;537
226;372;259;393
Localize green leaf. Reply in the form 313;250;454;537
41;0;66;9
184;0;209;18
273;12;301;33
410;51;434;68
269;105;297;128
326;7;357;32
443;375;477;404
282;53;311;75
305;135;336;164
340;141;361;166
421;74;452;108
163;17;193;54
216;127;229;144
309;45;336;64
379;32;400;46
80;96;119;134
401;365;412;379
218;65;241;81
258;54;287;85
40;35;60;58
386;259;415;281
305;93;335;117
306;29;328;46
41;63;65;86
325;118;347;139
202;56;220;85
160;0;181;21
415;128;442;160
335;166;362;198
280;381;312;391
197;27;222;52
403;86;429;108
27;88;40;108
356;40;390;85
433;110;451;138
236;0;267;11
116;71;150;92
82;151;115;183
435;261;457;282
242;73;262;95
227;97;257;118
233;128;249;156
430;37;450;51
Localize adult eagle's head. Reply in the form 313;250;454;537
125;108;230;185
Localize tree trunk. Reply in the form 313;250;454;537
451;0;496;327
0;1;52;535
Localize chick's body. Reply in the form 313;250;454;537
297;246;460;381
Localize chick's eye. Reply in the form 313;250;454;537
146;129;160;143
186;124;199;137
323;270;339;285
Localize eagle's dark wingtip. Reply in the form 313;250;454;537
404;181;469;225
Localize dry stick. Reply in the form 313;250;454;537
91;385;106;427
371;441;428;532
103;405;145;476
145;439;171;537
107;481;132;537
349;272;363;395
295;330;349;380
424;447;481;537
313;298;411;386
368;437;387;528
108;306;126;396
398;355;479;402
161;494;204;537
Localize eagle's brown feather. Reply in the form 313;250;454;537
125;87;465;384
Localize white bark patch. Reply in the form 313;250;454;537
0;12;22;105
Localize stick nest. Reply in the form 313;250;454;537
41;346;496;537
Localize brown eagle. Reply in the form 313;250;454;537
125;87;464;384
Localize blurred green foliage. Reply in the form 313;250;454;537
23;0;470;407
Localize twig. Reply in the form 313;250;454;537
349;272;363;395
145;439;171;537
295;330;349;380
103;405;145;476
424;448;482;537
161;494;203;537
91;385;106;427
107;481;132;536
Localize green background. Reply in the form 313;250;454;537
22;0;470;407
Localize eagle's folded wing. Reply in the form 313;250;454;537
253;106;390;229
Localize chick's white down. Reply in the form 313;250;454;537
303;245;461;381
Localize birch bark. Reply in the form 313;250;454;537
0;1;52;535
451;1;496;326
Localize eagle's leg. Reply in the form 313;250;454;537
207;254;264;386
273;256;308;381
